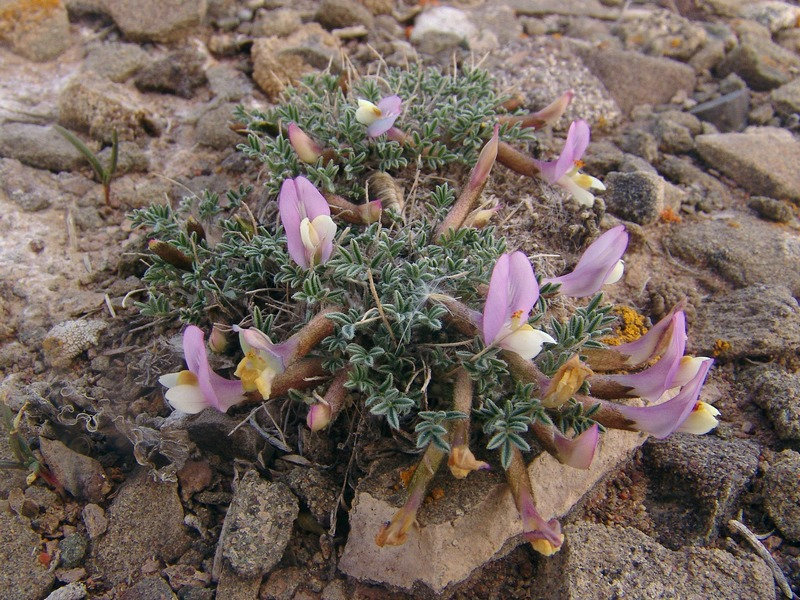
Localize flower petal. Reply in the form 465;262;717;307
356;99;381;125
367;114;400;138
535;119;591;184
613;301;686;366
182;325;244;412
615;358;713;438
483;253;510;345
677;401;720;434
498;325;555;360
310;214;337;264
294;175;330;220
165;384;209;414
507;251;539;321
279;178;308;268
553;424;599;470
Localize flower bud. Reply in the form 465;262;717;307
287;123;322;164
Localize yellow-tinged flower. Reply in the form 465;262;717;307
234;350;281;399
529;535;564;556
448;445;490;479
542;355;593;408
677;401;720;435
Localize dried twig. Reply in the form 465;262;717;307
728;518;795;599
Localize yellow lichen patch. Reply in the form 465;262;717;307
712;339;732;357
660;208;682;223
0;0;60;34
429;487;445;501
603;306;649;346
398;465;416;489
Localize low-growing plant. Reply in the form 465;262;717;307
132;64;718;555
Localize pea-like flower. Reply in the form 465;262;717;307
355;95;402;138
482;252;555;360
233;326;296;400
613;357;715;438
278;176;337;268
534;119;605;207
159;326;246;414
543;225;628;297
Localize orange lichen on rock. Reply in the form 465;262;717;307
660;208;682;223
399;465;416;489
712;339;732;357
603;305;649;346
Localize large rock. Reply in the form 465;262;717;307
697;127;800;202
0;0;70;61
82;42;149;83
717;35;800;91
251;24;341;101
134;48;207;98
0;506;56;599
664;215;800;296
409;6;477;55
604;171;667;225
213;470;298;579
643;434;760;547
104;0;206;43
339;429;644;594
747;365;800;442
505;0;619;19
58;73;158;142
535;522;775;599
771;77;800;116
763;450;800;542
611;8;708;61
314;0;373;29
92;469;191;585
0;123;85;172
689;284;800;360
579;49;696;114
38;437;109;503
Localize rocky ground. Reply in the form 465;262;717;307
1;0;800;598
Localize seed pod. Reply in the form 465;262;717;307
367;172;404;212
148;240;193;271
186;216;206;242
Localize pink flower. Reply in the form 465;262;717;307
278;176;337;268
593;311;687;402
518;487;564;555
287;123;322;163
159;326;246;414
553;424;600;470
482;252;555;360
355;95;402;138
613;358;714;438
608;301;687;367
530;89;574;128
233;326;297;400
543;225;628;297
534;120;605;207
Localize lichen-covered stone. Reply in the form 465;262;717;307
0;0;71;61
42;319;107;367
763;450;800;542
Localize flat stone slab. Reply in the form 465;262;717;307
696;127;800;202
339;429;644;594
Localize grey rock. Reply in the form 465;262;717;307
741;1;800;33
213;567;260;600
252;9;302;37
186;410;264;461
92;469;191;585
59;533;88;569
604;171;665;225
690;89;750;132
657;156;731;211
689;284;800;360
0;157;61;211
579;49;696;114
81;503;108;539
763;450;800;542
644;434;760;547
748;196;794;223
44;582;87;600
776;27;800;54
618;128;659;163
39;438;109;502
535;522;775;599
0;507;55;600
58;73;158;143
119;576;177;600
689;37;725;72
315;0;373;29
410;6;476;55
195;103;242;150
695;127;800;202
771;77;800;117
261;566;305;600
0;0;70;61
748;365;800;441
105;0;207;43
42;320;107;367
611;8;707;61
653;116;695;154
0;123;85;172
667;216;800;295
82;43;149;82
134;49;207;98
206;64;252;101
251;24;341;101
717;35;800;91
96;142;149;176
469;4;521;46
177;588;214;600
675;0;746;19
505;0;619;19
214;470;298;579
283;467;338;527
